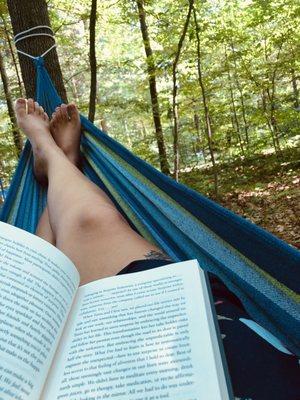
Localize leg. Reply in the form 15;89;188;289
16;99;171;285
35;206;55;245
35;103;81;245
46;149;169;285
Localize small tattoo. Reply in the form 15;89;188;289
144;250;173;261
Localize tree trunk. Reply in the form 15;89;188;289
193;111;206;163
266;87;281;153
172;0;194;181
0;174;6;201
261;90;280;153
123;121;132;147
136;0;170;175
291;69;299;109
193;7;218;198
224;46;245;156
263;37;283;154
88;0;97;122
230;42;249;145
0;49;23;156
0;14;24;97
100;119;108;133
7;0;67;102
141;120;147;139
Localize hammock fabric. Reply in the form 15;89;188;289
1;56;299;356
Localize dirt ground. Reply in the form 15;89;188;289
180;149;300;249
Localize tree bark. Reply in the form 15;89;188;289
291;69;299;109
88;0;97;122
172;0;194;181
136;0;170;175
0;173;6;202
193;111;206;163
224;46;245;156
263;37;282;154
0;14;24;97
7;0;67;102
0;49;23;156
100;119;108;133
193;7;218;197
230;42;249;145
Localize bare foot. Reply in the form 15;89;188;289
50;103;81;166
15;98;58;185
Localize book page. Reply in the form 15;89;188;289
0;222;80;399
43;260;230;400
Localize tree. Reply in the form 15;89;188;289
0;48;23;155
224;45;245;155
136;0;170;175
88;0;97;122
0;11;23;97
291;69;299;110
171;0;194;181
7;0;67;101
193;6;218;197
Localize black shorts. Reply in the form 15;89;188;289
119;259;300;400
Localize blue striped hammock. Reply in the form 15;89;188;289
1;57;299;355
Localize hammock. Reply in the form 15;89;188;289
1;56;299;356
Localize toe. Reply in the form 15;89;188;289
44;112;49;122
15;98;27;117
67;103;79;121
34;102;40;114
27;99;35;114
60;104;68;121
54;108;61;121
39;105;44;115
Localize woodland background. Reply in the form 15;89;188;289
0;0;299;247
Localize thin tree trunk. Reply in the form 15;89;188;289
124;121;132;147
224;47;245;156
193;7;218;197
100;119;108;133
266;87;281;152
263;37;283;154
230;42;249;145
261;89;280;153
172;0;194;181
0;14;23;96
141;120;147;139
291;69;299;109
70;76;80;103
193;111;206;163
136;0;170;175
7;0;67;102
0;49;23;156
88;0;97;122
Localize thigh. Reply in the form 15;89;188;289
57;206;171;285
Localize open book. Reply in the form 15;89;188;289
0;221;232;400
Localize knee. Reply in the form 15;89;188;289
65;205;125;234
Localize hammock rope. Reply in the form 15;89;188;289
13;25;57;60
1;54;299;356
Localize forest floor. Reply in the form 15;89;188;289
180;147;300;249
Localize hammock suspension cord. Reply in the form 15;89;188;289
13;25;56;60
